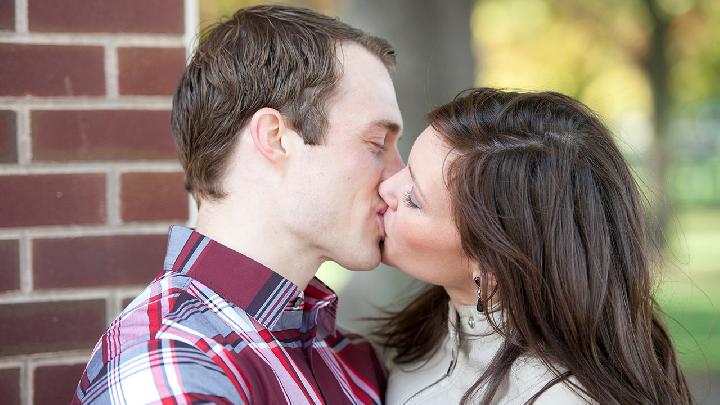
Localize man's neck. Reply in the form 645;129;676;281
194;202;322;290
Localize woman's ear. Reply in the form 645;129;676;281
470;260;484;283
471;261;497;297
249;108;290;162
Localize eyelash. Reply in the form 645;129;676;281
371;142;386;153
403;190;419;209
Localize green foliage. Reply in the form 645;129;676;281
658;208;720;372
472;0;653;121
657;272;720;372
670;159;720;207
472;0;720;119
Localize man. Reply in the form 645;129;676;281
73;4;403;404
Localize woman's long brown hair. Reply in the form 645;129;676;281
377;88;692;404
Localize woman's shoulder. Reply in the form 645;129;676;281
503;356;594;404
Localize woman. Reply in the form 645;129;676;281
377;88;692;404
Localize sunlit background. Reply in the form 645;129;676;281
200;0;719;400
470;0;720;381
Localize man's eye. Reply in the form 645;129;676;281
371;142;386;152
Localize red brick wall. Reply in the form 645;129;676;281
0;1;195;403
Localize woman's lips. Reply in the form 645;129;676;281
376;205;388;239
377;212;386;239
380;209;392;240
379;211;392;255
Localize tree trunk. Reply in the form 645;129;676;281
336;0;476;331
342;0;476;156
641;0;672;247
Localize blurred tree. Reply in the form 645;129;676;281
472;0;720;244
336;0;476;330
342;0;475;155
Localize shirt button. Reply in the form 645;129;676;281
467;316;475;329
293;297;303;307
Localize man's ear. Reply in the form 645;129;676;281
249;108;292;162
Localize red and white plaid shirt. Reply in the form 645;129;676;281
73;226;386;404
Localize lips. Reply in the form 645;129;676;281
376;204;388;239
377;206;388;217
379;210;391;255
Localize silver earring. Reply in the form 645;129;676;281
473;276;483;313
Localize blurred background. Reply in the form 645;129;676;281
0;0;717;403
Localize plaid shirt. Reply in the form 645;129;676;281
73;226;386;404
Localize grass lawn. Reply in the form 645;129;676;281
656;207;720;374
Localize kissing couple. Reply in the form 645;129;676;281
74;5;692;405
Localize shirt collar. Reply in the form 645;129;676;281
299;277;339;336
163;225;302;329
162;226;338;333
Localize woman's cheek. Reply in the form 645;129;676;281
398;214;455;253
395;214;430;253
395;215;446;265
400;217;466;281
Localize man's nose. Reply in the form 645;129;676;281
382;149;404;181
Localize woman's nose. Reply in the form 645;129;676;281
379;169;403;210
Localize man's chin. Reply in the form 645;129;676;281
334;247;381;271
339;260;379;271
342;232;394;269
379;240;395;267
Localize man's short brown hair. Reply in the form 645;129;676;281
171;4;396;202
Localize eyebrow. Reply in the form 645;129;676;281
368;119;402;138
408;164;428;203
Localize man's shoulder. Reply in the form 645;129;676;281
76;273;261;403
76;334;246;404
102;272;258;360
327;324;388;382
330;324;377;352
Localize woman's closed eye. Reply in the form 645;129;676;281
403;189;420;209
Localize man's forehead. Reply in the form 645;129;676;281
329;43;402;138
334;43;396;97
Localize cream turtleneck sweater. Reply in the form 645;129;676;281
385;303;593;404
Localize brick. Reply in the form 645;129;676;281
0;44;104;97
0;174;106;228
34;364;86;404
118;47;186;96
33;234;167;289
32;110;176;161
121;172;188;222
0;0;14;31
0;368;20;405
0;110;16;163
0;300;105;356
29;0;184;34
0;240;20;292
